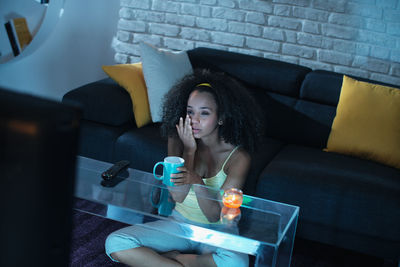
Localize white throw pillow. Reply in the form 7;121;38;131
139;42;193;122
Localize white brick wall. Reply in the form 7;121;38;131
113;0;400;86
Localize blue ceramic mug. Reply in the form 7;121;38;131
153;156;184;186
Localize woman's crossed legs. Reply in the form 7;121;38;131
105;219;248;267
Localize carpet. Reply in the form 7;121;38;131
69;209;125;267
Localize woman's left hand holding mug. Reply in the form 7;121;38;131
170;166;203;186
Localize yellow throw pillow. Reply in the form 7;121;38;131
324;75;400;169
102;63;151;128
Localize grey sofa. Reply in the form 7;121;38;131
63;47;400;262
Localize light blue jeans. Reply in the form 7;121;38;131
105;211;249;267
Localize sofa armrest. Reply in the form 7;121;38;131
62;78;135;127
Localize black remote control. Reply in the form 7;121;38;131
101;160;130;181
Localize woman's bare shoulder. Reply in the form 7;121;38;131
225;146;250;172
233;147;251;163
221;147;251;190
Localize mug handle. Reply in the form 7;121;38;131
153;162;164;181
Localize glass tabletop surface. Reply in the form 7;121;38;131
74;156;299;256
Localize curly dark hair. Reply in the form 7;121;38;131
160;69;264;153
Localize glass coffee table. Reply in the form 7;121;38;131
73;156;299;267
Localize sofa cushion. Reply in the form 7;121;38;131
77;120;133;163
188;47;311;98
299;70;343;106
113;123;167;173
102;63;151;128
257;92;336;148
325;75;400;169
140;42;193;123
300;70;400;107
256;144;400;256
244;137;285;195
62;78;134;127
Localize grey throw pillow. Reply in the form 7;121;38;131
139;42;193;122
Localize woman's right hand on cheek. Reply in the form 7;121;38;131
176;115;196;152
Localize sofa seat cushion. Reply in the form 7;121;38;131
113;127;284;195
256;144;400;245
114;123;167;173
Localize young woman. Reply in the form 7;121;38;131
105;69;263;267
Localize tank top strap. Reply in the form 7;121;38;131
221;146;240;170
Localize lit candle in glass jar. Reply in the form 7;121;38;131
222;188;243;208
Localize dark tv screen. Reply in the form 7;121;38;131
0;88;81;266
